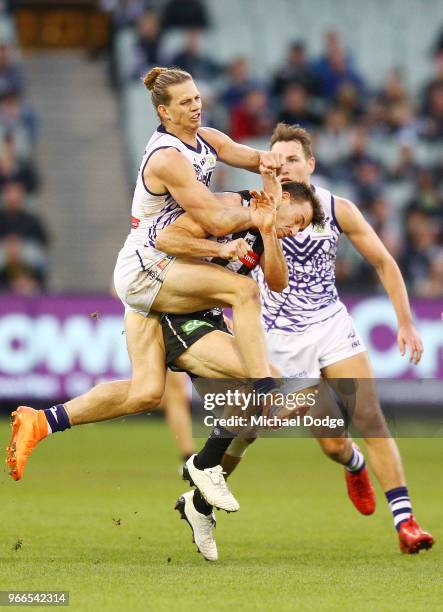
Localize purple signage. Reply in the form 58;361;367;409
0;294;442;401
0;295;129;401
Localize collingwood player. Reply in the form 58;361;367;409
156;176;321;561
7;67;284;482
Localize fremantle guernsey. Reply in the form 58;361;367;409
123;124;217;251
255;184;344;334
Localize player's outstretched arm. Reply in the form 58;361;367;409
335;197;423;364
199;127;284;174
147;148;252;236
251;190;289;292
155;212;251;261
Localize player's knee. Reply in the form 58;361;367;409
354;404;388;436
233;277;260;306
320;437;348;460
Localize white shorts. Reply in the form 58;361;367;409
266;306;367;380
113;246;176;316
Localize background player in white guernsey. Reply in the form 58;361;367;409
7;66;285;482
248;123;433;554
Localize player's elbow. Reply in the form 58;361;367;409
266;272;289;292
375;252;397;275
267;278;288;292
155;232;176;255
155;234;168;251
206;221;230;237
205;211;240;237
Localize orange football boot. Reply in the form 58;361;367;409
6;406;48;481
398;515;435;554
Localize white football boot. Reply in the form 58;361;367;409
183;455;240;512
175;491;218;561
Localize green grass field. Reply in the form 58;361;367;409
0;419;441;611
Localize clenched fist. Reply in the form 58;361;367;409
218;238;251;261
259;151;285;172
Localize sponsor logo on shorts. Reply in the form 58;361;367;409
145;268;162;282
156;259;169;271
348;328;361;348
181;320;214;335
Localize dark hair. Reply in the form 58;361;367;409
143;66;192;118
281;181;325;228
270;122;313;159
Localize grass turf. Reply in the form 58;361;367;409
0;418;441;611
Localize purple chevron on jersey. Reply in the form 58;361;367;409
145;194;185;248
126;126;217;252
255;185;344;333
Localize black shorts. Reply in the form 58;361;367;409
161;308;230;371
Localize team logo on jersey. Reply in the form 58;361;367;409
206;154;216;168
181;320;214;335
311;223;332;239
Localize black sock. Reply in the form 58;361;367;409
253;377;278;394
193;488;213;516
44;404;71;433
193;426;235;469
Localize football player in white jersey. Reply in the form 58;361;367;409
7;67;285;487
245;122;432;554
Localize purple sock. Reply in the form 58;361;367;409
385;486;412;531
44;404;71;434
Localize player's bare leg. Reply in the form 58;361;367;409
323;352;434;552
303;376;376;516
152;259;274;380
323;353;404;485
161;370;195;461
7;312;167;481
66;311;166;423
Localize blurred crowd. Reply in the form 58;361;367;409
103;0;443;297
0;6;47;295
3;0;442;298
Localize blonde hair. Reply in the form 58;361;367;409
143;66;192;119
